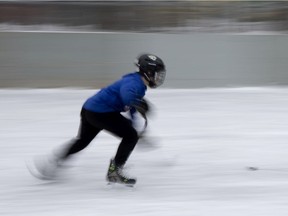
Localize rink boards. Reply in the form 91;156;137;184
1;31;288;88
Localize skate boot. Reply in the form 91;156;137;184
106;159;136;186
27;154;63;180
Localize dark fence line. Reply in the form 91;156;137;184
0;1;288;32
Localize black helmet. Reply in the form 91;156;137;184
135;54;166;88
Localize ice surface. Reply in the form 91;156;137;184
1;88;288;216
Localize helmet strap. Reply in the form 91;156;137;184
139;70;156;88
143;73;151;82
144;72;156;87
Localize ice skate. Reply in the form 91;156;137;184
106;159;136;186
26;155;62;180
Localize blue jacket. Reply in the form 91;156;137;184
83;72;147;113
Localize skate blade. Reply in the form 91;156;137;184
26;159;56;181
107;181;136;188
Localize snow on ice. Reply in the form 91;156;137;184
1;88;288;216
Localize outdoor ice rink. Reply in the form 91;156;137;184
1;87;288;216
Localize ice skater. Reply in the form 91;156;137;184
29;54;166;186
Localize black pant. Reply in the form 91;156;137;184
62;108;139;166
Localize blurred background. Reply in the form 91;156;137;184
1;0;288;88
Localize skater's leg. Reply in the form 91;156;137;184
113;127;138;166
85;111;139;166
83;111;138;185
28;109;101;180
60;109;101;160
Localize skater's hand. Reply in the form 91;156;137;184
132;98;150;117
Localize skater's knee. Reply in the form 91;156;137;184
65;137;92;156
123;128;139;143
